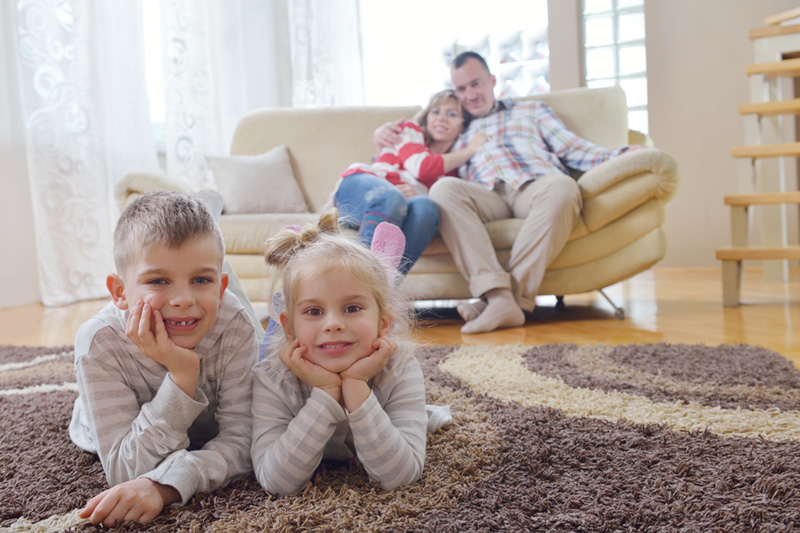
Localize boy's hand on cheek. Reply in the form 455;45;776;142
79;477;178;527
279;338;341;402
126;301;200;397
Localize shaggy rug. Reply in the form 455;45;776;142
3;342;800;532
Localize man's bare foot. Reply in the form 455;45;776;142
457;299;487;322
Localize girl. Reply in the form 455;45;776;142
251;210;428;496
334;89;489;274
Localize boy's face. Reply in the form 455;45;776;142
281;266;392;374
108;235;228;350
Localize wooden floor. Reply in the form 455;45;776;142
2;267;800;367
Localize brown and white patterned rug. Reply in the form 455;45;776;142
3;343;800;532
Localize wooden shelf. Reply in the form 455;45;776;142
750;24;800;40
765;7;800;26
745;57;800;78
716;246;800;261
738;98;800;116
730;142;800;158
725;191;800;206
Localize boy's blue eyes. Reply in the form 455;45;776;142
146;277;213;285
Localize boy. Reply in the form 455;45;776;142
69;191;257;526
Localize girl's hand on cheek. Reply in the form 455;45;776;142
280;338;342;400
341;336;397;383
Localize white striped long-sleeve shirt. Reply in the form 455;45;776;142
251;341;427;496
68;292;257;504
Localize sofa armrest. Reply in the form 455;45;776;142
115;172;198;211
628;129;654;147
578;148;679;232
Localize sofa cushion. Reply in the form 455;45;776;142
207;145;309;215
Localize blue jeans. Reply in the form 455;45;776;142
334;173;440;275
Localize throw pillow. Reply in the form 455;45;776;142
206;145;308;214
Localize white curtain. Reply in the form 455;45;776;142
10;0;159;306
160;0;290;187
288;0;364;107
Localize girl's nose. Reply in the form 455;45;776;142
324;314;344;333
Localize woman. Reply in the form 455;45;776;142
334;89;488;275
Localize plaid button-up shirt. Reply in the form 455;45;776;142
454;98;631;190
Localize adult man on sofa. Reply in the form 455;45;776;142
376;51;640;333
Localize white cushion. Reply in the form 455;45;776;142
207;145;308;214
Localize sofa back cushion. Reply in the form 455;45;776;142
231;106;420;211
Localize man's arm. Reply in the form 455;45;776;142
535;101;640;171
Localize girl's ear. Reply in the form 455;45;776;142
279;312;292;340
379;309;394;337
107;273;128;310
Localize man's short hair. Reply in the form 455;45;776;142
452;51;491;73
113;190;225;274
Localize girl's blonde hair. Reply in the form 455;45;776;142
413;89;466;147
264;209;413;349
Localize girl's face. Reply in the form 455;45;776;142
281;266;393;374
425;97;464;145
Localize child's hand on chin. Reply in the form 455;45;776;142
279;338;342;401
125;300;200;396
340;336;397;383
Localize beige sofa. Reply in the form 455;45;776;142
118;85;679;305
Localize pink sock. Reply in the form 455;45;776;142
370;222;405;271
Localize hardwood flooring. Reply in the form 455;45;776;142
2;267;800;367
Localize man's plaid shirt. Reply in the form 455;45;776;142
454;98;631;190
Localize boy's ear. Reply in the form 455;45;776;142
218;271;230;305
107;273;128;310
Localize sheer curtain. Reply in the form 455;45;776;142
160;0;290;187
288;0;364;107
9;0;158;306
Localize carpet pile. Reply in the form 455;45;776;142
2;342;800;531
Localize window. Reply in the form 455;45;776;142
358;0;549;107
583;0;648;133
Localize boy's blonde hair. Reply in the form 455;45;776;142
114;191;225;275
264;209;413;346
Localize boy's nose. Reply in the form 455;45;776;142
169;287;194;308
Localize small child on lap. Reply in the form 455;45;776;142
69;191;257;526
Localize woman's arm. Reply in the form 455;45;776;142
440;131;490;173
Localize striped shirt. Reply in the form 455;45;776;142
341;120;450;196
454;98;632;189
251;341;427;496
69;292;257;504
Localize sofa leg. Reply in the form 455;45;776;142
598;289;625;319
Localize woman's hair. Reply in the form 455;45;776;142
114;191;224;275
264;209;413;349
414;89;467;147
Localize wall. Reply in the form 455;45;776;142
0;17;40;309
549;0;800;267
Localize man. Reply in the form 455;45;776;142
376;52;639;333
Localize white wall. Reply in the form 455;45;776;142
549;0;800;267
0;16;40;309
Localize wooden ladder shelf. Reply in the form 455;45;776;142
717;9;800;306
